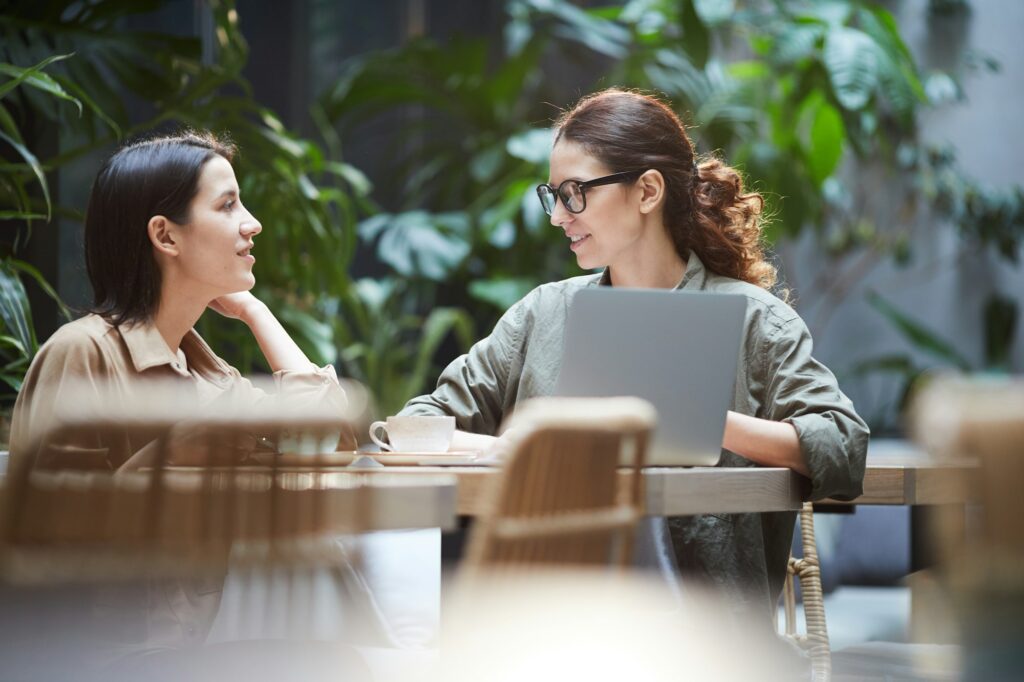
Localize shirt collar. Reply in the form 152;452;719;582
676;250;708;291
590;250;708;290
119;319;225;380
120;320;179;373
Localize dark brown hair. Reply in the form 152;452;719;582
84;131;237;326
554;88;777;291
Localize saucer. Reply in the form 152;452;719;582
265;451;479;467
364;451;479;465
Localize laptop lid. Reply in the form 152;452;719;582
554;287;747;467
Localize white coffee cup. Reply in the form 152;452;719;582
368;415;456;453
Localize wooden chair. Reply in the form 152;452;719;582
461;396;656;576
0;382;369;584
780;501;831;682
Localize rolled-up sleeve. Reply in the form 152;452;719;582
760;317;869;501
219;362;354;449
399;298;526;436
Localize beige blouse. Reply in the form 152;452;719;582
11;314;349;470
9;314;349;660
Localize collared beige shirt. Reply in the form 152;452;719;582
11;314;345;470
9;314;347;660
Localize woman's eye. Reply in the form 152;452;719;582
223;200;236;211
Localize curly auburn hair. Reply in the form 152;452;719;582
554;88;778;292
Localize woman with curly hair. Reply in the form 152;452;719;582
401;88;868;621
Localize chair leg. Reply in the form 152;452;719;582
796;502;831;682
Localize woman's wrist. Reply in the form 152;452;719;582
238;297;271;327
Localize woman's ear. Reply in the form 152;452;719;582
148;216;179;257
637;170;666;215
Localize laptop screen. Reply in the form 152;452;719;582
554;288;747;466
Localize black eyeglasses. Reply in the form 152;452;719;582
536;170;646;215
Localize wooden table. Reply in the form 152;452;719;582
0;469;461;533
367;448;975;516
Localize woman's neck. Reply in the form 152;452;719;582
608;225;688;289
152;286;209;354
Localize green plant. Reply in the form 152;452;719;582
320;32;571;321
320;0;937;318
329;278;475;416
321;0;1022;427
1;1;482;415
848;290;1018;423
0;54;79;392
2;1;367;368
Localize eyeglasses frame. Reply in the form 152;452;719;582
536;169;647;215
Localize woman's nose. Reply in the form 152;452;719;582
241;210;262;236
549;200;572;227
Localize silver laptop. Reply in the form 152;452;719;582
554;288;747;467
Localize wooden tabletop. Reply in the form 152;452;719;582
360;449;976;516
0;468;461;533
1;440;973;522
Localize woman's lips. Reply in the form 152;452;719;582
569;234;590;252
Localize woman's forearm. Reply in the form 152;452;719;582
721;410;809;477
241;301;312;372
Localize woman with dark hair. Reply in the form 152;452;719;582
7;132;369;680
11;131;348;469
401;89;869;620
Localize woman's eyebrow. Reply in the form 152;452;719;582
215;188;239;200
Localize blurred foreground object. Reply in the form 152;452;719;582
442;399;807;681
911;376;1024;681
0;377;448;680
437;570;800;682
0;377;451;584
462;397;654;575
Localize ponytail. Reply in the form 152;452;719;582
685;157;778;292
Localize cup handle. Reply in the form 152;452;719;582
368;421;393;452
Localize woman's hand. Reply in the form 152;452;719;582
210;292;311;372
208;291;267;323
448;428;521;461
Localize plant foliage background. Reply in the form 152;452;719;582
2;0;1020;425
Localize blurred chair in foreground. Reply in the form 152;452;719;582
908;377;1024;682
435;570;801;682
0;382;380;681
461;396;655;577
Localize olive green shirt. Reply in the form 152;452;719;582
401;251;869;617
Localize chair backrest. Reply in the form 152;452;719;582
0;385;366;585
910;377;1024;673
462;397;656;575
912;377;1024;559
